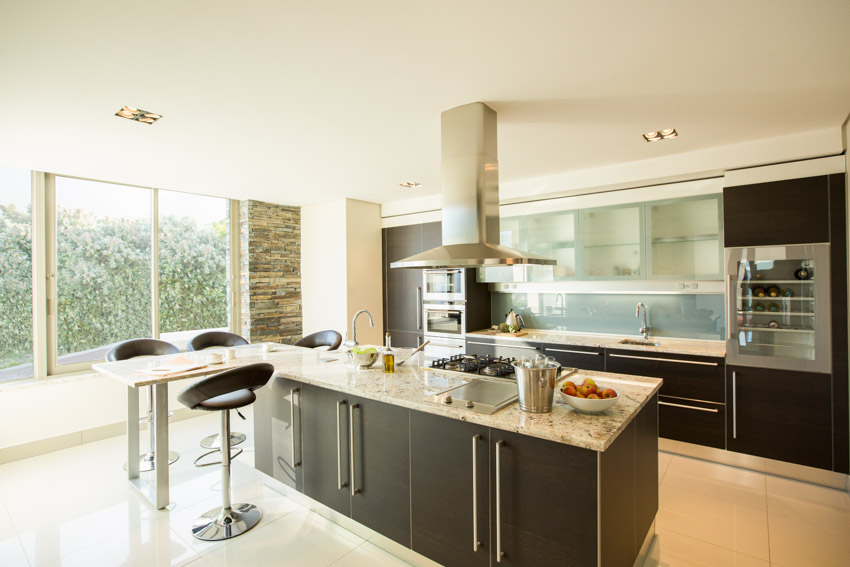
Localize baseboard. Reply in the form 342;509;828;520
0;407;202;465
659;438;850;492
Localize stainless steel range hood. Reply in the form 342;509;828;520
391;102;555;269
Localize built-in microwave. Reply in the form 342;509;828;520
423;269;466;302
423;303;466;338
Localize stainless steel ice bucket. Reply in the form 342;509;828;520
511;361;561;413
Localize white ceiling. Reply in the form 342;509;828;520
1;1;849;207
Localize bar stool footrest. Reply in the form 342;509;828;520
194;447;243;468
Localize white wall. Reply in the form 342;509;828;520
301;200;349;339
301;198;383;347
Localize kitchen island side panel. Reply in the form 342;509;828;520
829;172;848;474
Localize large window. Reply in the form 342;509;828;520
0;167;33;382
159;191;229;346
0;171;236;382
55;177;152;365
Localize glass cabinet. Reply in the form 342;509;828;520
581;203;644;279
726;245;831;373
648;194;723;280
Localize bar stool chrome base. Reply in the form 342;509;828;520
191;503;262;541
123;451;179;472
200;431;246;449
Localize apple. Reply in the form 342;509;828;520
587;393;600;400
601;388;617;399
562;380;577;391
578;383;597;397
575;391;586;398
562;385;577;396
582;377;597;389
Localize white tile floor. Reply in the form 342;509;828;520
1;413;848;566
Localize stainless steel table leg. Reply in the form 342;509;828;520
153;382;170;509
127;386;140;480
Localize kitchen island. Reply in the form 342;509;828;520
253;345;662;567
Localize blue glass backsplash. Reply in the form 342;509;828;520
491;293;725;340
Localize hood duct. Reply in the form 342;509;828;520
390;102;556;269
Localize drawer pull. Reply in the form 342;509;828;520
467;340;538;350
609;353;719;366
545;348;601;356
658;400;719;413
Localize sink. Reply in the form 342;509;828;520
618;338;661;347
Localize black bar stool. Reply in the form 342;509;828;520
187;331;250;457
177;362;275;541
294;329;342;350
107;338;180;471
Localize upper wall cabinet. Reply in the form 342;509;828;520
647;194;723;280
581;203;644;279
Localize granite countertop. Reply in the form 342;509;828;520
467;329;727;358
260;345;662;453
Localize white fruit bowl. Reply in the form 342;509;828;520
558;388;619;414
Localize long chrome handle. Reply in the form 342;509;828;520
545;348;602;356
428;342;464;349
336;400;347;489
496;440;504;562
732;372;737;439
608;353;719;366
350;403;360;495
416;287;422;329
472;434;481;552
290;388;301;467
727;275;736;341
467;340;538;350
658;400;720;413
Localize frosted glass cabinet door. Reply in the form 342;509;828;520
648;195;723;280
524;210;578;280
581;203;644;279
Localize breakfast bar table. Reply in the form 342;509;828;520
92;343;296;509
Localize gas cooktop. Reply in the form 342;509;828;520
429;354;517;379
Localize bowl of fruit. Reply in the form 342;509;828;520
558;377;619;413
346;346;379;368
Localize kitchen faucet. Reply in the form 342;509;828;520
343;309;374;349
554;293;565;316
636;302;649;340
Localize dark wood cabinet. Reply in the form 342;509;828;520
349;394;411;547
253;376;303;491
605;349;725;449
383;224;426;336
541;343;605;371
489;429;598;567
727;365;832;470
411;412;490;567
301;384;351;516
723;175;830;247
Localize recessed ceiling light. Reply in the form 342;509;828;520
399;181;423;189
643;128;677;142
115;105;163;125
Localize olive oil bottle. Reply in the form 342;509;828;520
383;332;395;373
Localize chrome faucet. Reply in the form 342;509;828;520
554;293;564;316
343;309;374;349
636;302;649;340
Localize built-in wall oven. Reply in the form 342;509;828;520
423;269;465;302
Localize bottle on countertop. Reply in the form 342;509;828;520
383;332;395;373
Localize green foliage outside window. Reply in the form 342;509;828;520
0;204;228;371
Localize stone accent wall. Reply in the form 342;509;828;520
239;200;302;344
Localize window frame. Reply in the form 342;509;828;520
21;171;241;380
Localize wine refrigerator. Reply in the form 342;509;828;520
725;244;831;374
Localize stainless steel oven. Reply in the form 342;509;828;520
423;303;466;338
423;269;466;302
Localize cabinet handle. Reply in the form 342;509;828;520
727;275;736;341
545;348;601;356
428;342;464;349
658;400;719;413
467;340;538;350
608;353;719;366
496;440;504;563
290;388;301;467
350;403;360;495
732;371;737;439
472;434;481;552
336;400;347;489
416;287;422;329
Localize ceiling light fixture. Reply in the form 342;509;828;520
643;128;677;142
115;105;163;125
399;181;423;189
